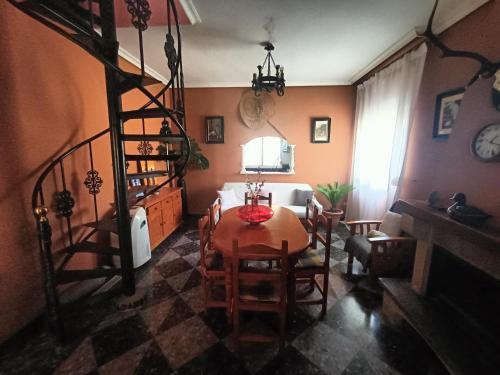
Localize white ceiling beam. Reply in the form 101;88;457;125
118;47;169;84
179;0;202;25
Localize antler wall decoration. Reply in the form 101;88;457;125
421;0;500;110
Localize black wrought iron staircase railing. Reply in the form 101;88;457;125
7;0;191;340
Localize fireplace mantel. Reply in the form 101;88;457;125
380;199;500;375
393;199;500;291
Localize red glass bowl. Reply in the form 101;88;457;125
237;204;274;225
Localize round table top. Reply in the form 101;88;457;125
212;206;309;257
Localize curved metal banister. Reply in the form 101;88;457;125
11;0;192;208
10;0;192;340
31;128;110;212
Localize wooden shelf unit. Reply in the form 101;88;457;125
135;186;183;250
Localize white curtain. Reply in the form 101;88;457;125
347;44;427;220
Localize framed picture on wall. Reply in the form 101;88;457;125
311;117;331;143
433;87;465;139
205;116;224;144
129;178;141;187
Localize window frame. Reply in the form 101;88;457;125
239;138;296;175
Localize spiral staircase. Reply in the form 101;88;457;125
7;0;191;339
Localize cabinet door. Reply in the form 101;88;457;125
161;197;174;236
146;202;163;248
173;191;182;225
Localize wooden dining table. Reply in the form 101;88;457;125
212;205;310;320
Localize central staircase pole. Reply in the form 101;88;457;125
99;0;135;295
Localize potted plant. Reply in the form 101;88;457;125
316;182;354;227
157;136;209;170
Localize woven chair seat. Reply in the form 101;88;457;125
296;248;325;269
239;280;281;303
205;250;224;271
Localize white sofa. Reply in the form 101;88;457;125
217;182;322;218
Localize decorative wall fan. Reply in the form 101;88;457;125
239;89;275;129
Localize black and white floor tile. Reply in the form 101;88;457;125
0;218;448;375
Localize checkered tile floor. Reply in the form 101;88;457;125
0;218;447;375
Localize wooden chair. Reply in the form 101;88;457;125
209;198;222;231
232;239;288;352
304;198;318;231
244;192;272;207
199;214;226;311
292;205;332;317
345;219;416;278
244;192;275;268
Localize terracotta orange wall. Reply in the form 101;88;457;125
400;1;500;228
0;2;163;344
183;86;356;214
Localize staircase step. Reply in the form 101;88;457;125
67;241;120;256
120;108;181;121
56;268;121;285
85;219;119;234
117;73;161;95
127;171;170;180
122;134;185;143
125;154;182;162
18;0;97;34
71;33;117;56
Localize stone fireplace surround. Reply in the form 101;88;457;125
380;199;500;375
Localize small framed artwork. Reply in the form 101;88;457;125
129;178;141;187
205;116;224;144
433;87;465;139
311;117;331;143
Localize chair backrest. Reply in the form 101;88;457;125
232;239;288;304
209;198;222;230
244;192;272;207
305;198;318;231
198;213;211;270
310;210;333;269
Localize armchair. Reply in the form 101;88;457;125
345;219;416;278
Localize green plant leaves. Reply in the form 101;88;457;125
317;182;353;209
158;136;209;170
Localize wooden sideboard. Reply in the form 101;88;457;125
136;186;183;250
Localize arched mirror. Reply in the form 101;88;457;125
240;136;295;174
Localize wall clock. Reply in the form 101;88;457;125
471;122;500;162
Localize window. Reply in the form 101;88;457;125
240;136;295;174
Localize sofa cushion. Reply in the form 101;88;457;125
218;189;238;205
222;182;313;206
282;205;307;218
293;189;314;206
218;189;241;213
379;211;402;237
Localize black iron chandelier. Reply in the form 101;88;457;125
251;42;285;96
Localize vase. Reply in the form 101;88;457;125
251;196;259;207
323;208;343;228
237;201;274;225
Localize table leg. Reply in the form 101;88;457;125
224;255;233;324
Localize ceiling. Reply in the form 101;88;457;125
116;0;488;87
